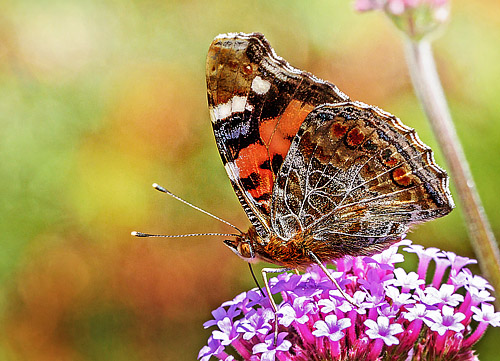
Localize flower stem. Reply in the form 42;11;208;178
404;39;500;304
463;321;488;348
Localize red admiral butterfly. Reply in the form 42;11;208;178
135;32;453;323
206;32;453;270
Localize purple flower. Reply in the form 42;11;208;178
212;317;240;346
404;303;429;322
204;305;241;328
385;285;414;308
467;285;495;305
317;293;349;314
389;268;425;290
370;239;408;266
425;305;466;335
359;268;392;294
277;296;315;327
199;240;499;360
252;332;291;361
364;316;403;346
198;336;225;361
269;273;302;293
236;309;273;340
312;314;351;341
466;273;494;291
425;284;464;307
464;303;500;348
449;269;470;288
413;286;442;306
444;251;477;272
472;303;500;327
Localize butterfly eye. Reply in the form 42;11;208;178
238;242;252;258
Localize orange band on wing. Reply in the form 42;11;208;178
260;100;315;160
234;101;316;208
235;142;274;202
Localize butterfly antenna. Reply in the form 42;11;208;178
131;231;240;238
151;183;243;233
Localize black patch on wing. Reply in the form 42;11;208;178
257;74;295;120
255;193;271;202
271;154;284;175
240;172;261;191
260;160;271;170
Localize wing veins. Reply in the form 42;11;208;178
280;169;304;237
313;227;401;239
309;127;379;198
309;182;424;230
343;145;427;198
331;142;415;211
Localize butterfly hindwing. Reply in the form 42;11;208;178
206;33;348;238
271;102;454;257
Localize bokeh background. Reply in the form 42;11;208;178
1;0;499;360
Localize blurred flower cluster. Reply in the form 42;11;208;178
355;0;450;39
199;240;499;361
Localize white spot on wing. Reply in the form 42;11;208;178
231;96;247;113
213;101;232;121
251;76;271;95
211;96;249;123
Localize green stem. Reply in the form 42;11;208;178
404;39;500;302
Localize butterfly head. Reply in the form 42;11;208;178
223;227;260;263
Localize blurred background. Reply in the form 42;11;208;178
1;0;499;360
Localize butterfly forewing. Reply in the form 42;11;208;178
206;33;348;239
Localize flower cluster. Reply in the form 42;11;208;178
199;240;500;361
354;0;450;39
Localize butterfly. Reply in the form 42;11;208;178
132;32;454;340
205;32;453;294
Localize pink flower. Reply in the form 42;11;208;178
354;0;450;39
355;0;448;14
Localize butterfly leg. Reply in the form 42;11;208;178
261;267;293;344
308;251;358;307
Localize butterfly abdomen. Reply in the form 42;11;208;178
253;229;399;270
252;231;353;270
